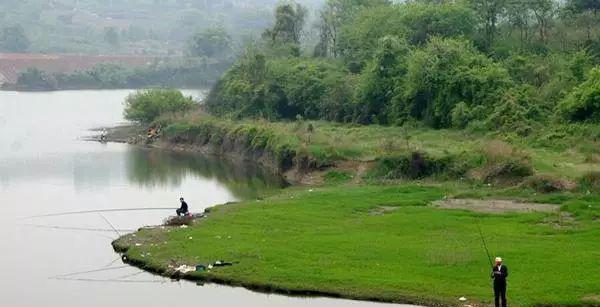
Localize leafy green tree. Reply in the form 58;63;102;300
354;35;408;124
124;89;196;123
188;27;232;58
467;0;506;50
398;37;512;128
338;2;476;70
559;67;600;122
104;27;120;48
16;68;56;90
315;0;390;58
262;1;307;46
530;0;555;44
566;0;600;14
0;25;30;52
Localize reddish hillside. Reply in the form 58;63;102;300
0;53;155;85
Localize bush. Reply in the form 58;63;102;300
559;68;600;123
522;174;572;193
578;171;600;191
451;101;471;129
324;170;353;184
471;141;533;183
484;85;547;136
372;151;456;180
124;89;196;123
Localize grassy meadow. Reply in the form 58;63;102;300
115;184;599;306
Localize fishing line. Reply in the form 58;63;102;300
22;207;174;219
103;256;124;268
115;270;145;280
49;265;130;279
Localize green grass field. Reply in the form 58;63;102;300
115;184;600;306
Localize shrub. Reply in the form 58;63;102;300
372;151;456;180
578;171;600;191
559;68;600;123
324;170;353;184
471;141;534;184
522;174;572;193
484;85;546;136
124;89;196;123
451;101;471;129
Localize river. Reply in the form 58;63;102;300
0;90;412;307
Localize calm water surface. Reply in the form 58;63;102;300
0;90;412;307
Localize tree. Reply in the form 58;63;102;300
354;35;408;124
530;0;555;45
468;0;506;50
104;27;120;48
566;0;600;14
188;27;232;59
399;37;512;128
262;1;307;45
315;0;390;58
564;0;600;43
124;89;196;123
0;25;30;52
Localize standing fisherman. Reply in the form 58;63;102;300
491;257;508;307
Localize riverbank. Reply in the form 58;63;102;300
110;115;600;306
113;184;599;306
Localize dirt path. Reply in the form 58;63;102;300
432;198;559;213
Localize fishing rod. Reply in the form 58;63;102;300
476;220;493;268
22;207;175;219
98;213;121;236
52;276;165;284
23;224;135;233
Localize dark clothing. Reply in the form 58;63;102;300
491;265;508;307
494;282;507;307
177;201;188;216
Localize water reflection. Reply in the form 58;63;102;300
126;147;285;199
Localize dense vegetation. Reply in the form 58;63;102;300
12;59;231;91
124;89;196;123
207;0;600;134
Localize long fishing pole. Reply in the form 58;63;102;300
476;220;493;268
23;224;135;233
23;207;175;219
98;213;121;236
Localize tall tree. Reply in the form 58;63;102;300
530;0;555;44
188;27;232;58
468;0;506;50
262;1;307;45
316;0;389;58
0;25;30;52
103;27;120;48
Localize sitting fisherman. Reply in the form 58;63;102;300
176;197;189;216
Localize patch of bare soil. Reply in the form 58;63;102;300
432;199;559;213
368;206;399;216
582;294;600;303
